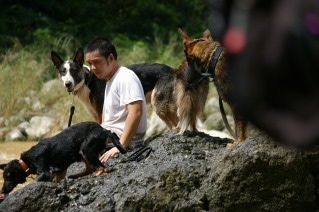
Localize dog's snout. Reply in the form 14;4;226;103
1;183;14;194
65;81;73;88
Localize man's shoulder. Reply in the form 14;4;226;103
119;66;134;74
118;66;139;79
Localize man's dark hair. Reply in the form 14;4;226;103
84;37;118;60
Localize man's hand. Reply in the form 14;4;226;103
99;147;120;162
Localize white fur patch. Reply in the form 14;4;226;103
61;61;75;88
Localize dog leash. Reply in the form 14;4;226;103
67;67;93;128
121;145;153;163
68;95;76;127
219;96;236;138
109;134;154;162
201;45;236;138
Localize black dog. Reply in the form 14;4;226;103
0;121;120;195
51;48;173;124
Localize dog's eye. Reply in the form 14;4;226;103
61;70;66;75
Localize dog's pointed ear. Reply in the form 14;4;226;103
51;51;63;69
202;29;213;41
0;163;7;170
74;47;84;67
178;28;192;46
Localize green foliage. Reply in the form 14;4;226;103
114;31;184;67
0;45;47;120
0;0;209;49
150;31;184;67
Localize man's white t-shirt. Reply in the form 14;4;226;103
101;66;147;142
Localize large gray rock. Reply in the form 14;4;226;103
5;126;27;141
0;131;318;211
25;116;55;140
5;116;56;141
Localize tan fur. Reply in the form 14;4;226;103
76;85;102;124
68;153;105;179
151;86;179;129
144;91;152;104
175;62;210;133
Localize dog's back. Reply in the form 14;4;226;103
21;122;104;173
127;63;173;93
127;63;173;104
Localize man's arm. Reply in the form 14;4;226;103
120;100;143;148
99;100;143;162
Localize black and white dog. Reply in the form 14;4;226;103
51;48;173;123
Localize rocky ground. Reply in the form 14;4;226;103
1;130;318;212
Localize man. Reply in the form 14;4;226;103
84;37;147;162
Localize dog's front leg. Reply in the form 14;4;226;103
53;171;67;183
36;172;52;182
234;113;247;142
68;159;95;179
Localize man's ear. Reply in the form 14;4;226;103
108;53;115;62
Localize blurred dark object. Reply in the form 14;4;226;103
208;0;319;147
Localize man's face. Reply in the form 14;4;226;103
86;50;113;80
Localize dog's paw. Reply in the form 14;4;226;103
95;167;109;176
225;140;238;149
226;142;234;149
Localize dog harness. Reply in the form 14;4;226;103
202;45;224;78
186;45;224;89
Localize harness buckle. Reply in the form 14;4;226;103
201;73;212;77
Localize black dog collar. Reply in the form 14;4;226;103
203;45;224;78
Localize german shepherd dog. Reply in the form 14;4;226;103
152;28;246;142
0;121;120;195
51;48;173;124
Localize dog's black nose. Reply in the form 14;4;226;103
65;82;72;88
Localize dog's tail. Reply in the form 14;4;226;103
177;92;203;134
